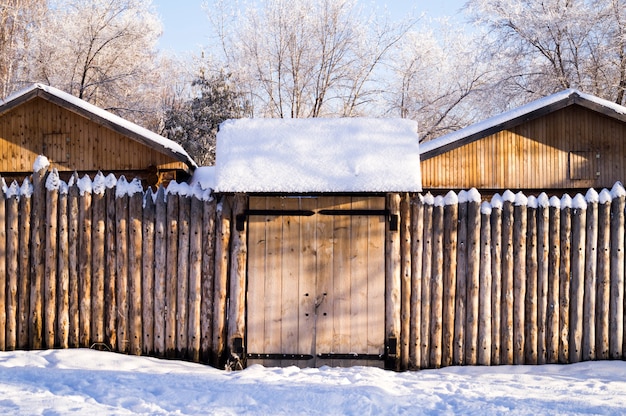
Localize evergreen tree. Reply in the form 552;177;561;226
162;73;249;166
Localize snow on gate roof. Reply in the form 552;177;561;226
214;118;422;193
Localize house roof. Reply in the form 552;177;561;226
0;83;197;170
420;89;626;160
215;118;422;193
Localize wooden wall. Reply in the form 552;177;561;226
403;187;626;370
6;163;626;373
0;97;186;178
421;105;626;191
0;169;223;366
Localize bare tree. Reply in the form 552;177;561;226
26;0;163;124
205;0;417;118
384;21;498;141
467;0;626;105
0;0;46;97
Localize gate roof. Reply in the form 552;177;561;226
214;118;422;193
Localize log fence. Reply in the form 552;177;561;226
3;162;626;372
404;182;626;369
0;167;224;367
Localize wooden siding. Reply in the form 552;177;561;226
246;195;386;367
0;97;186;175
421;105;626;191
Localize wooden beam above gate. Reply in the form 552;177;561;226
236;207;398;231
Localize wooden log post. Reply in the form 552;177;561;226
177;191;191;358
0;178;6;351
596;190;611;360
490;195;503;365
200;197;217;363
409;195;424;369
429;196;444;368
465;191;481;365
582;189;598;361
78;176;93;348
569;194;587;364
91;174;106;346
68;174;80;348
128;182;143;356
115;178;130;354
609;184;625;359
104;174;117;350
142;189;156;356
500;191;515;364
536;194;550;364
188;190;204;363
213;197;231;367
165;184;179;357
228;194;248;366
29;163;47;350
400;193;412;371
559;195;572;363
44;170;60;349
478;202;492;366
18;179;32;349
153;187;167;356
442;191;458;368
512;192;527;365
525;197;538;365
385;193;402;370
56;183;69;349
546;197;561;364
453;192;467;366
420;195;434;369
5;182;19;350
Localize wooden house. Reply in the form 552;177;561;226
420;90;626;195
207;118;422;369
0;84;196;186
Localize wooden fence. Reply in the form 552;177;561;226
0;166;228;367
401;184;626;370
3;163;626;371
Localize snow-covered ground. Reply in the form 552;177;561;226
0;349;625;415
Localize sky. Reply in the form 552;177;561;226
152;0;468;55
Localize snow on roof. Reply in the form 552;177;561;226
190;166;216;190
420;89;626;157
0;84;197;169
215;118;422;193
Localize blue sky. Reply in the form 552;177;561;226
152;0;468;54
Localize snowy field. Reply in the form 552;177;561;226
0;349;625;415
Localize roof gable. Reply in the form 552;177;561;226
420;89;626;160
0;84;197;170
215;118;422;193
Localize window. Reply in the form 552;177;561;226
569;150;599;180
42;133;70;165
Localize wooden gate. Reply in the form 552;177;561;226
245;195;386;367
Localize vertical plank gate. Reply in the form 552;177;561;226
246;196;387;367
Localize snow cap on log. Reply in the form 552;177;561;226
572;193;587;210
490;193;503;210
585;188;599;204
33;155;50;173
537;192;549;208
561;194;573;209
611;182;626;199
45;169;60;191
549;196;561;208
599;189;612;204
